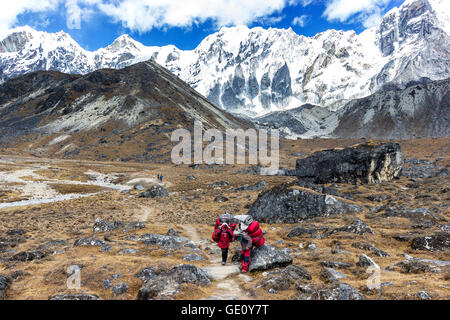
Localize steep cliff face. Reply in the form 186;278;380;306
0;0;448;117
330;78;450;139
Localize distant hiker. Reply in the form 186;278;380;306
234;215;265;273
212;222;234;265
157;174;163;182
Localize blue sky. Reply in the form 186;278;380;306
5;0;406;51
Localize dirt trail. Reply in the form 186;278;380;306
181;224;254;300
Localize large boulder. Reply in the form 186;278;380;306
296;142;404;184
234;244;293;272
137;264;210;300
411;232;450;252
0;274;8;300
248;184;361;223
135;233;196;250
295;282;365;300
50;294;100;300
139;185;169;198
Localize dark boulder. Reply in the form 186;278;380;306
234;181;267;191
247;184;361;224
93;219;123;233
122;222;145;232
112;283;129;295
296;142;404;184
137;233;196;250
258;265;311;292
137;264;210;300
214;195;229;202
320;267;347;283
323;219;375;237
411;232;449;252
351;242;389;257
10;250;48;262
50;294;100;300
0;274;8;300
287;227;318;238
320;261;352;269
296;282;365;300
234;244;292;272
139;185;169;198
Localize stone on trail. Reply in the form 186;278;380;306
233;244;293;272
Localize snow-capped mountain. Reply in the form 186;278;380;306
0;0;449;117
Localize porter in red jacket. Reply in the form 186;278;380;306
212;223;234;265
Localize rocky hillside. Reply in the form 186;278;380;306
0;0;448;117
0;60;249;161
255;78;450;139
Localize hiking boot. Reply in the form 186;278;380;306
222;261;226;265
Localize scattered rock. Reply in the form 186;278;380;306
137;233;196;250
207;181;229;188
112;283;129;295
296;142;404;184
356;254;378;268
296;282;365;300
118;248;138;255
50;294;100;300
287;227;318;238
214;195;229;202
414;291;432;300
320;267;347;283
137;264;210;300
74;238;107;247
0;274;8;300
248;184;361;224
166;228;180;236
139;185;169;198
103;279;112;290
234;181;267;192
324;219;375;237
320;261;352;269
182;253;206;262
390;255;450;274
411;232;449;252
351;242;389;257
6;229;25;236
10;250;48;262
122;222;145;232
93;219;123;233
135;267;157;281
133;184;145;191
259;265;311;292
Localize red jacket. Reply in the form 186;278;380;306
245;221;265;247
212;225;234;249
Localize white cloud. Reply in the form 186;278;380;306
96;0;301;33
65;0;98;29
0;0;60;38
292;14;310;27
322;0;391;25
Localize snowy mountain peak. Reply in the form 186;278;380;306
0;0;448;117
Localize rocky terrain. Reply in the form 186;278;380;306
0;138;448;300
0;60;249;161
